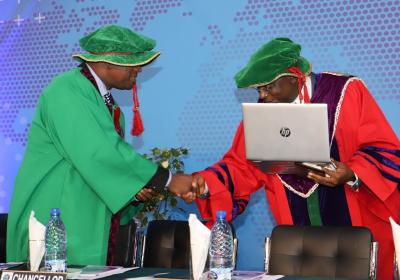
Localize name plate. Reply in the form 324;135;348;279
1;271;66;280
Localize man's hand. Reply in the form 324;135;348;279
307;159;355;187
180;174;207;203
168;173;194;197
135;188;157;202
192;174;206;197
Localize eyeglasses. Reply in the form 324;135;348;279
257;76;295;94
257;83;274;94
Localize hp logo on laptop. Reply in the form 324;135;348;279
280;127;291;137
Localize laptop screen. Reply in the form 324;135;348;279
242;103;331;163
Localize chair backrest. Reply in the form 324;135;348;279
141;220;239;269
112;218;138;267
265;225;377;279
142;220;191;269
0;213;8;263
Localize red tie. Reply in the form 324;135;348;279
104;91;124;138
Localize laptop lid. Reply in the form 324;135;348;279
242;103;331;164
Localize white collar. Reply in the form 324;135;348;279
292;76;312;104
86;64;110;98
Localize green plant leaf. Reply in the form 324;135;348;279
138;146;189;225
152;147;161;155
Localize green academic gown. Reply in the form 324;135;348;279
7;68;158;265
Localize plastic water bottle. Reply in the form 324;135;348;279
45;208;67;272
209;210;234;280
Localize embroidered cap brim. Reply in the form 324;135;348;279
72;51;160;67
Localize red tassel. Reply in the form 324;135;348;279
287;66;310;104
131;84;144;136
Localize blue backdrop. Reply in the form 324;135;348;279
1;0;399;270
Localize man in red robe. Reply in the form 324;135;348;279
190;38;400;279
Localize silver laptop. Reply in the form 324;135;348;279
242;103;331;174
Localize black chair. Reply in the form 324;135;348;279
141;220;191;269
264;225;378;279
140;220;238;269
0;213;8;263
112;218;139;267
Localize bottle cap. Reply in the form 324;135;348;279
216;210;226;219
50;208;60;216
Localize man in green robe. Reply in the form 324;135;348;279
7;25;193;265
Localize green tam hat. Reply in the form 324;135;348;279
234;38;311;88
72;25;160;66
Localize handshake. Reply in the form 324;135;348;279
135;173;206;203
169;173;207;203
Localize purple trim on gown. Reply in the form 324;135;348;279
356;148;400;183
282;73;352;226
280;73;351;195
358;146;400;173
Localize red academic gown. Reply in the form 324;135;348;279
196;77;400;279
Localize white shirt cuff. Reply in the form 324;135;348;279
165;171;172;188
204;182;209;194
198;181;210;199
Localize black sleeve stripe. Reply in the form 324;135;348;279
205;167;226;185
219;163;234;194
145;165;170;191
